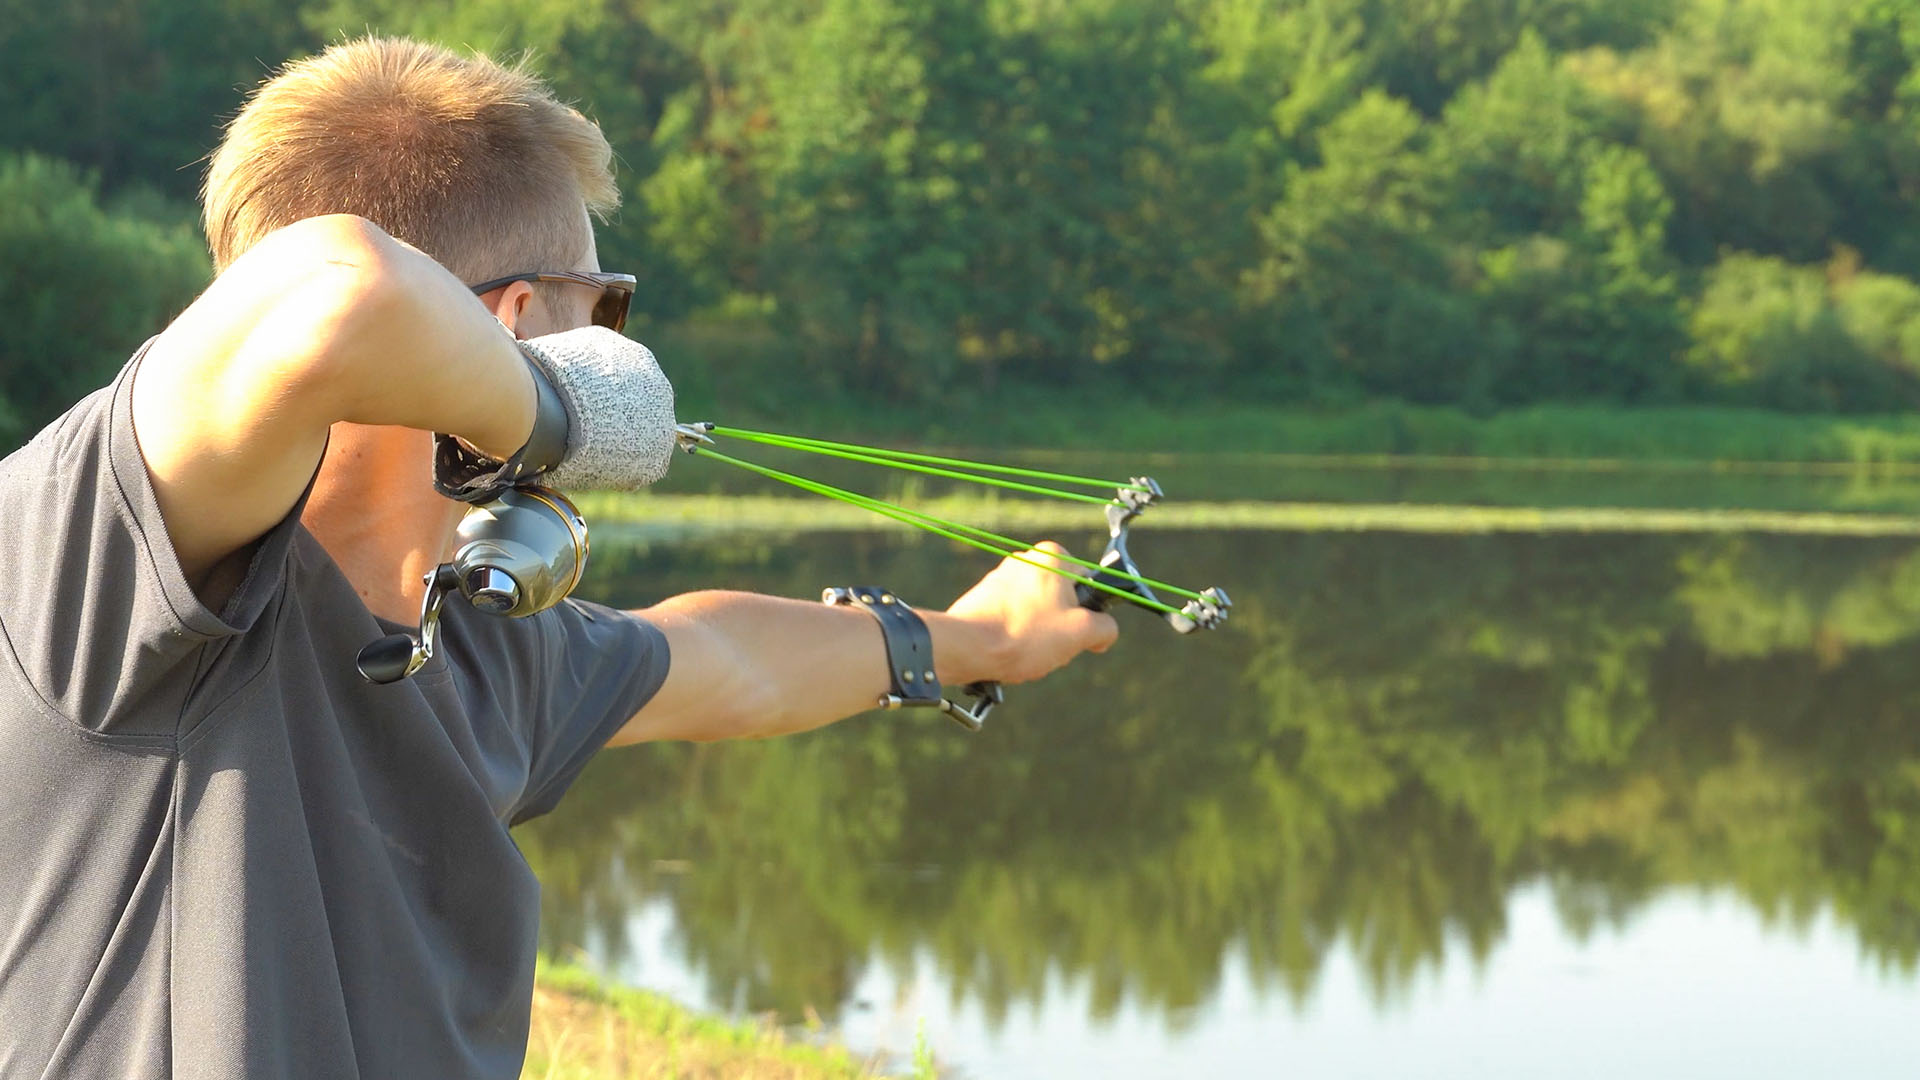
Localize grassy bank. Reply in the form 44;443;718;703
706;399;1920;467
525;962;905;1080
663;350;1920;468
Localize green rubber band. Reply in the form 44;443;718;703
730;460;1201;602
710;426;1149;494
708;430;1114;505
823;485;1203;602
693;447;1189;616
691;448;1204;601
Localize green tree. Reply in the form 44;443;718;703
0;0;315;202
1246;91;1478;404
1685;253;1920;411
1571;0;1919;270
0;154;211;446
11;0;1920;422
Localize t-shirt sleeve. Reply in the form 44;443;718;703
509;596;671;824
0;344;304;738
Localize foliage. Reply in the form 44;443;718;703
0;0;313;202
6;0;1920;442
0;153;210;443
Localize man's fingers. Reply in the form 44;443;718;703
1026;539;1072;572
1021;540;1096;614
1016;539;1115;652
1034;539;1121;653
1080;608;1120;653
1024;540;1088;600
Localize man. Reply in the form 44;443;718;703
0;37;1115;1079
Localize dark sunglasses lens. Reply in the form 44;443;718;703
594;285;631;332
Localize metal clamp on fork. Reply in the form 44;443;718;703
822;586;1000;731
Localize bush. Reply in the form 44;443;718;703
1684;253;1920;412
0;153;211;448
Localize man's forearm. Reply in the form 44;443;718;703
321;219;536;458
136;214;536;581
611;591;1011;744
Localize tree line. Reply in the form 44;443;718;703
5;0;1920;443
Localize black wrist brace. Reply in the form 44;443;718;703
433;351;571;504
822;586;998;731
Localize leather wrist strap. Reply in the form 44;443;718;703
433;351;571;504
822;586;944;707
822;586;999;731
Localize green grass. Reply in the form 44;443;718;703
683;398;1920;469
573;492;1920;539
525;960;900;1079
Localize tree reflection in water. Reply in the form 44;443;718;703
515;528;1920;1030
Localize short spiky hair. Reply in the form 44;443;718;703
203;37;618;282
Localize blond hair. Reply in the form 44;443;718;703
203;37;618;282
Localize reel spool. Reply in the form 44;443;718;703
355;486;590;684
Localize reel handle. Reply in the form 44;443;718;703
352;486;589;685
355;633;422;685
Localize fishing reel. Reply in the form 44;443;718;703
355;486;590;684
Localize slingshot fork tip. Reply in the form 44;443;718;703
674;421;716;453
1168;586;1231;634
1116;476;1162;513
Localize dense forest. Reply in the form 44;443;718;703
5;0;1920;446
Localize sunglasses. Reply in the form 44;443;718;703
468;270;637;333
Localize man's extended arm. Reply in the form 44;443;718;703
613;542;1117;744
132;214;536;593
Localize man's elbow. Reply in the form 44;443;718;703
249;213;395;265
235;217;417;410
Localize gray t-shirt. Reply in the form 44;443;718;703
0;347;670;1079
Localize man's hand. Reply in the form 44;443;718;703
940;541;1119;685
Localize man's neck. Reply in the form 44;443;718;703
301;423;465;624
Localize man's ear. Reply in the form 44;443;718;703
482;281;537;337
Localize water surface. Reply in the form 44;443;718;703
517;513;1920;1077
650;443;1920;514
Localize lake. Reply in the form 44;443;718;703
514;457;1920;1078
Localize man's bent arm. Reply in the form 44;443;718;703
133;214;535;590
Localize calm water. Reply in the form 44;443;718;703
515;483;1920;1078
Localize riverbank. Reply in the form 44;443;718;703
668;381;1920;469
525;962;911;1079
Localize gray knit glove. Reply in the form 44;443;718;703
517;326;678;492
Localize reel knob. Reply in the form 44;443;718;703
355;633;421;685
464;566;520;615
